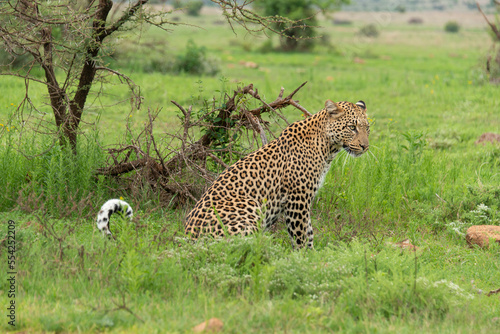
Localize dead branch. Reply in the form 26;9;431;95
97;158;152;176
95;66;142;110
96;83;309;206
290;100;313;117
477;2;500;41
487;288;500;296
248;81;309;116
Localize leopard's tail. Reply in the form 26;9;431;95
96;199;133;237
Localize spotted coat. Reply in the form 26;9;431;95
184;99;370;248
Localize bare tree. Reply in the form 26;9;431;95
477;1;500;82
0;0;292;153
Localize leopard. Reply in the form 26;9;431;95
184;99;370;249
96;199;133;238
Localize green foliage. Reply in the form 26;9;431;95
395;4;406;13
174;39;220;75
358;23;380;38
173;0;204;16
189;77;247;166
258;39;275;53
444;21;460;33
254;0;348;51
2;213;498;333
0;123;108;215
187;0;204;16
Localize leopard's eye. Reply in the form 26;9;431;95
348;125;356;131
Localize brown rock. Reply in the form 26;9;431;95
192;318;224;333
465;225;500;248
474;133;500;145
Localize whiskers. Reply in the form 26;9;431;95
367;149;379;163
337;150;351;172
336;145;379;172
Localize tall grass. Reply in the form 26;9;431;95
318;129;499;218
0;127;109;216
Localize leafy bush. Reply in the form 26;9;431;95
254;0;348;52
463;203;494;225
258;39;275;53
174;40;219;75
173;0;204;16
444;21;460;33
395;5;406;13
408;17;423;25
358;23;380;38
108;38;219;75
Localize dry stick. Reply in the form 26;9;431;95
111;293;145;323
207;153;229;169
171;100;193;155
95;66;142;109
254;118;268;145
477;2;500;40
147;108;168;171
289;100;313;117
243;110;268;145
487;288;500;297
248;81;310;122
97;82;309;182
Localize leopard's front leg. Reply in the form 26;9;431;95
284;202;314;249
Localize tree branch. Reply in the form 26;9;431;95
103;0;149;38
477;2;500;41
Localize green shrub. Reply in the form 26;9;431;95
174;39;219;75
258;39;275;53
173;0;204;16
444;21;460;33
358;23;380;38
254;0;348;52
395;5;406;13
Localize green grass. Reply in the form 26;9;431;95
1;210;499;333
0;9;499;333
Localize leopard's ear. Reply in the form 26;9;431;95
356;100;366;110
325;100;340;115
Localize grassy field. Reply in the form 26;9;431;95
1;9;500;333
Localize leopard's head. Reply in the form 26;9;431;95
324;99;370;157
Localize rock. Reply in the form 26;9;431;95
475;133;500;145
192;318;224;333
465;225;500;248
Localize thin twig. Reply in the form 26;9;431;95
487;288;500;296
477;2;500;40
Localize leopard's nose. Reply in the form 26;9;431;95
360;144;369;151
